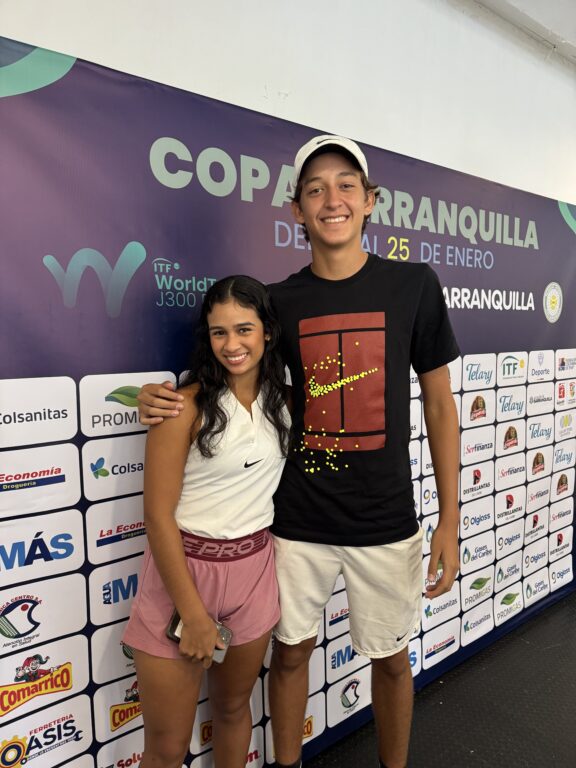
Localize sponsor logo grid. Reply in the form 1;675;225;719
2;354;574;766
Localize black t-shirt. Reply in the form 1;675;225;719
269;254;460;546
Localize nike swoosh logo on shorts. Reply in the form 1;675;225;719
244;459;263;468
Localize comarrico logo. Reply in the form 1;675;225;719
43;242;146;318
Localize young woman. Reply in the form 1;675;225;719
122;275;291;768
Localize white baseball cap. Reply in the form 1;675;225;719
292;134;369;188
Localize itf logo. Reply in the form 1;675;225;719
43;241;146;318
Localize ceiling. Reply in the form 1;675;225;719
475;0;576;66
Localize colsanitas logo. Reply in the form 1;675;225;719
0;408;68;426
90;458;144;480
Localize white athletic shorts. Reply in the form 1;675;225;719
273;529;422;658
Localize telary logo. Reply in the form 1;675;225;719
43;241;146;318
90;457;109;479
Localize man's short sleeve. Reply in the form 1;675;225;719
410;265;460;374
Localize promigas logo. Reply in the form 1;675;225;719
105;387;141;407
43;242;146;318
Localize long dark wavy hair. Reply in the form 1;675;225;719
180;275;290;458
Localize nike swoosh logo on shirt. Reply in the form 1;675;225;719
308;367;379;398
244;459;264;469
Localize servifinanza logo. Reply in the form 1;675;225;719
43;242;146;318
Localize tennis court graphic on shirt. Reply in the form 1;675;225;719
299;312;386;465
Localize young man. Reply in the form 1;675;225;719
138;135;460;768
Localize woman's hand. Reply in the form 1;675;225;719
178;613;219;668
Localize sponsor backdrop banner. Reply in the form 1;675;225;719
1;36;575;767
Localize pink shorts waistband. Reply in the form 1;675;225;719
180;528;270;561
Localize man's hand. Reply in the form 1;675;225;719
137;381;184;425
425;521;459;599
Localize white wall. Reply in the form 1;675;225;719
1;0;575;202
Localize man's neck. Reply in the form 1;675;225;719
309;246;369;280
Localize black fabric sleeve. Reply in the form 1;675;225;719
410;264;460;374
